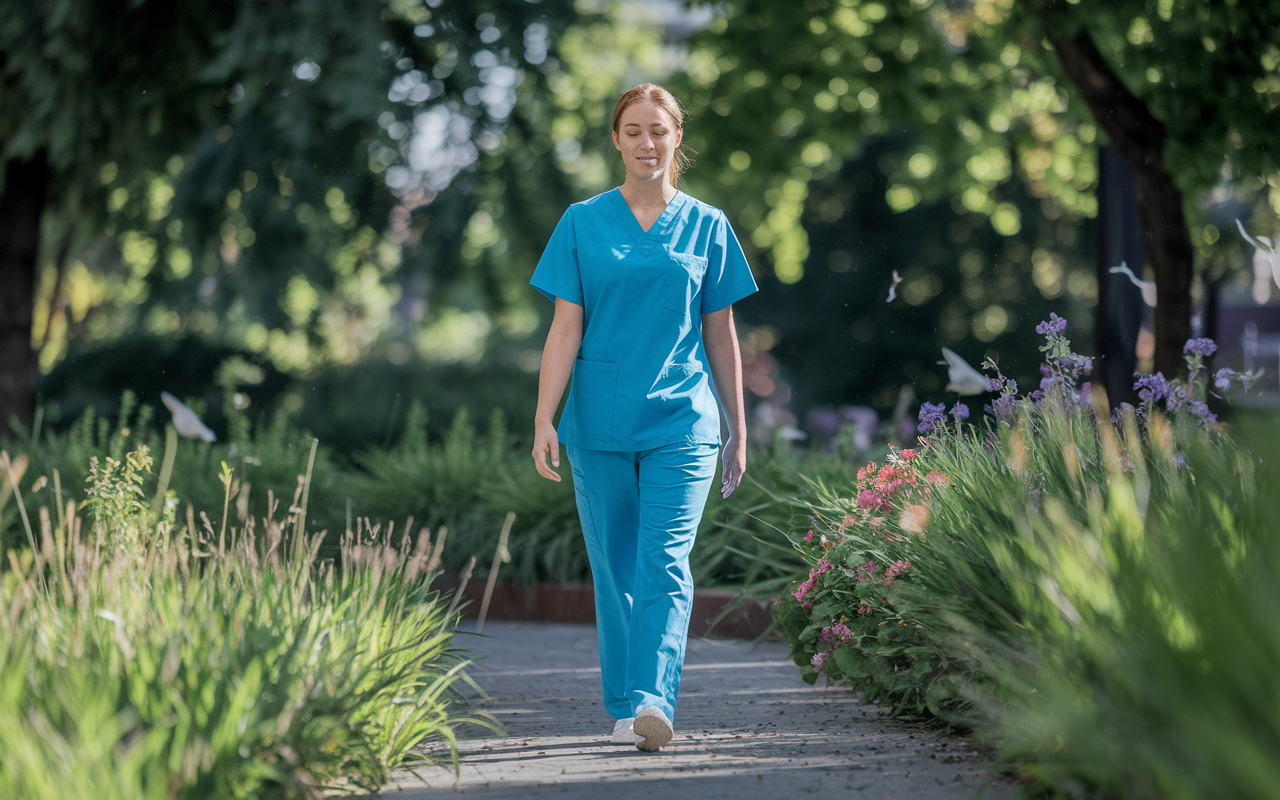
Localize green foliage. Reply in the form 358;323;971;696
2;391;340;552
685;0;1280;280
766;325;1280;795
83;447;154;545
0;442;483;799
5;0;584;382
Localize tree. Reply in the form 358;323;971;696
0;0;575;426
683;0;1280;376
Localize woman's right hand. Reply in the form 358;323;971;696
532;421;562;481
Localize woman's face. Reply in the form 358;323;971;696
612;100;682;185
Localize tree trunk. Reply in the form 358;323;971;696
1042;17;1194;377
0;151;48;431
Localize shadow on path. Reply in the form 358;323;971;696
375;621;1013;799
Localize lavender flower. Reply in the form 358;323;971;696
1112;402;1138;428
1186;400;1217;423
1134;373;1170;405
985;394;1018;421
1214;368;1233;393
950;402;970;423
1183;338;1218;358
1036;314;1068;336
917;402;947;435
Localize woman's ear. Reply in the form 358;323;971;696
612;129;620;151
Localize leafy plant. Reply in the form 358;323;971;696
0;440;487;799
767;317;1280;796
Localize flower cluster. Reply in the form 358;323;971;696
917;402;946;435
918;401;970;435
853;456;924;520
884;560;912;585
982;359;1020;422
793;559;833;611
821;622;854;645
1133;337;1256;427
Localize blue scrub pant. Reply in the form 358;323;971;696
566;441;719;723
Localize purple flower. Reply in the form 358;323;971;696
811;651;829;671
1111;402;1137;428
1214;368;1233;392
1186;400;1217;423
1036;314;1068;336
1134;373;1170;405
917;402;947;435
1183;338;1218;358
950;402;970;423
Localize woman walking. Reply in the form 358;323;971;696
529;84;758;752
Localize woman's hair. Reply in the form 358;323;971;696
611;83;691;188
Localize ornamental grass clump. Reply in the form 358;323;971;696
771;317;1280;796
0;441;484;800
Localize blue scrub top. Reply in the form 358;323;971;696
530;187;759;451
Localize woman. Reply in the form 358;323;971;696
529;83;758;752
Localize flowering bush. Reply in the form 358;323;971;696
772;316;1263;727
773;444;956;714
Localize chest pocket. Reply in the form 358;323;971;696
662;251;709;315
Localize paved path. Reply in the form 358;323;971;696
377;621;1013;799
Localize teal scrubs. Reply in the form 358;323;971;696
531;187;758;725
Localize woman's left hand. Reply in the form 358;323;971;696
720;434;746;498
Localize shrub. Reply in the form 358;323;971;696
770;318;1280;796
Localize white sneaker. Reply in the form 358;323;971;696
610;717;642;744
632;706;673;752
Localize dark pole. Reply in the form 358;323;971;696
0;151;48;431
1095;144;1144;406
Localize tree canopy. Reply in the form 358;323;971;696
1;0;578;423
679;0;1280;375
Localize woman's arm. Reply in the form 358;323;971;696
702;305;747;498
532;298;584;481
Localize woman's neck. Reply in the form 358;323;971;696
619;176;677;209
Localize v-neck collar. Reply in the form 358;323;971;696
609;187;685;247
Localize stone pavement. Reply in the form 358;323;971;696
376;621;1014;799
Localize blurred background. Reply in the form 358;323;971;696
2;0;1278;457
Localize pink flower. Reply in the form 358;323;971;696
792;561;833;610
811;652;829;671
925;471;949;485
804;530;815;543
900;448;918;460
857;605;871;614
821;622;854;645
856;490;884;510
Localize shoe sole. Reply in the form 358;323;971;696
633;715;672;752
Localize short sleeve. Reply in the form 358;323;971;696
700;211;759;314
529;206;584;306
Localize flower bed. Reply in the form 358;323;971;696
772;319;1280;797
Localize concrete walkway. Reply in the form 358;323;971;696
378;621;1014;799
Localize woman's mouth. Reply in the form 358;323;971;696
638;156;659;166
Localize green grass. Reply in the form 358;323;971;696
0;442;489;799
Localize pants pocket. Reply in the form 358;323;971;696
569;359;618;448
662;253;708;314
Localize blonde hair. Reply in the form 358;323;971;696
611;83;691;188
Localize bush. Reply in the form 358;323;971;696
4;392;879;589
769;319;1279;797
